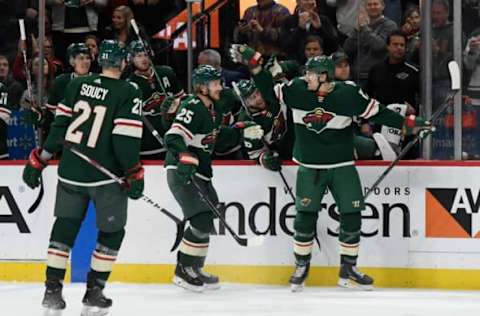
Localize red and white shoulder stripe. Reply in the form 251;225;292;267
112;118;143;139
56;103;73;117
359;98;380;119
46;103;57;114
166;122;194;145
0;106;11;124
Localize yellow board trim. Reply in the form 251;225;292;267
2;263;480;290
0;262;71;282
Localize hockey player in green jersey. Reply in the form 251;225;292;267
22;39;144;316
126;40;184;159
38;43;93;145
231;45;432;291
164;65;249;292
0;82;10;159
235;79;291;169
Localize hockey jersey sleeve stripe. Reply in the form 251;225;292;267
46;103;57;110
112;119;143;139
167;123;194;141
113;118;143;128
56;104;73;117
359;99;380;119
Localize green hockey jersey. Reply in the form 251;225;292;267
43;74;143;185
0;82;10;159
164;94;240;179
254;70;404;168
127;66;183;157
212;88;243;156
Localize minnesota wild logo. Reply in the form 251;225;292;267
302;107;334;134
143;92;166;114
201;129;219;153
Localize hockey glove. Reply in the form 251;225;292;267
265;55;283;79
230;44;263;68
22;148;47;189
238;121;264;154
259;150;282;171
124;163;144;200
177;152;198;185
403;115;434;136
160;96;180;122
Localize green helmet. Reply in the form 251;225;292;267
98;40;126;68
236;79;257;98
192;65;222;86
331;51;349;65
67;43;90;60
127;40;144;60
305;56;334;79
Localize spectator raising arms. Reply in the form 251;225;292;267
281;0;338;62
343;0;397;88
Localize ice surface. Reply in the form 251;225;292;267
0;282;478;316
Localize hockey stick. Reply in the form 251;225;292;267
365;61;461;199
130;19;167;95
191;178;265;247
130;18;180;149
232;81;321;250
65;142;185;251
19;19;45;214
231;82;295;199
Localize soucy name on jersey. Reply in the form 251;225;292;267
80;84;109;101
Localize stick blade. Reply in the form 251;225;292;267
448;61;461;90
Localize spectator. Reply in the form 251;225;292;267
103;5;148;47
234;0;290;57
366;30;419;109
0;55;25;110
19;55;55;144
325;0;362;42
197;49;248;88
85;34;101;73
343;0;397;88
47;0;107;64
280;0;338;61
401;5;420;65
365;30;419;158
13;36;63;83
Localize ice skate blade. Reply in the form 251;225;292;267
173;276;204;292
43;308;63;316
290;282;305;293
203;282;221;291
81;305;109;316
337;278;373;291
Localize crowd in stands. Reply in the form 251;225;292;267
1;0;480;160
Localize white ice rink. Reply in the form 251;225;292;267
1;282;479;316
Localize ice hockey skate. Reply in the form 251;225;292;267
289;262;310;292
42;280;66;316
173;263;205;292
338;263;374;291
80;283;112;316
194;267;220;290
